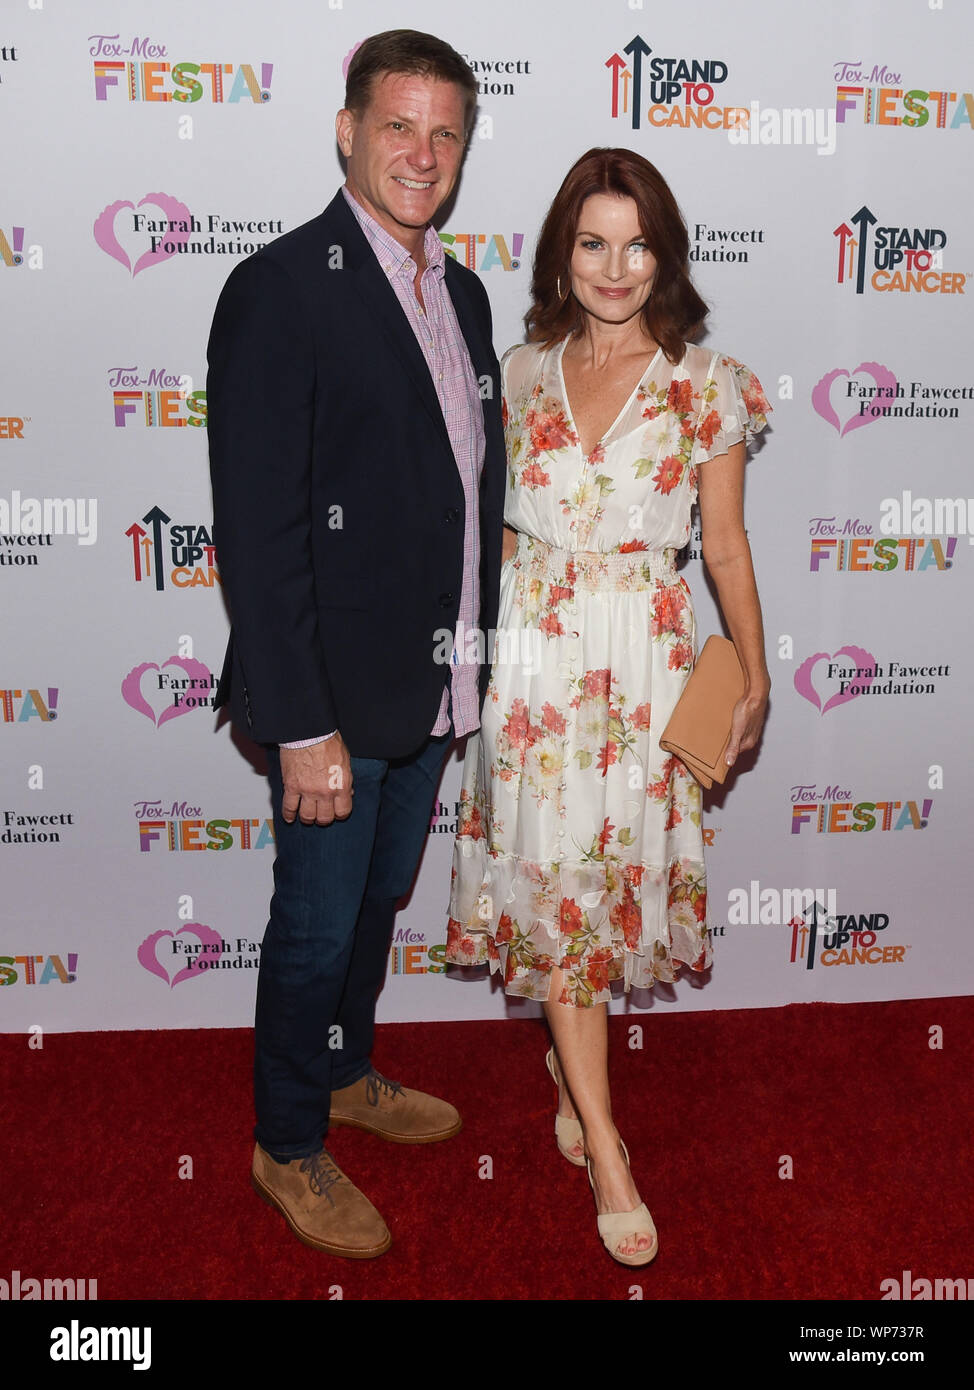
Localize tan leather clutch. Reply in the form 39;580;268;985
659;636;745;788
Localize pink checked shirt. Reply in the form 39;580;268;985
282;188;485;748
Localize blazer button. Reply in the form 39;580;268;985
438;592;455;608
444;507;460;523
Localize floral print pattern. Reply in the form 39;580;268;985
446;341;770;1005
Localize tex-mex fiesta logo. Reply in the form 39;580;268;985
135;800;274;853
834;59;974;132
91;33;272;104
439;231;524;272
789;781;932;835
110;367;206;429
807;514;957;576
805;487;968;577
0;224;24;267
1;688;58;723
0;222;41;271
834;206;967;296
605;35;742;131
125;506;219;591
0;952;77;984
388;923;448;977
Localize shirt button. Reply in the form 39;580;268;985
444;507;460;523
438;592;455;608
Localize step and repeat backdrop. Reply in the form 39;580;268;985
2;0;971;1032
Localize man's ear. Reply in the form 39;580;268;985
335;108;355;158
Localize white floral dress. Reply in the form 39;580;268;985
446;339;770;1006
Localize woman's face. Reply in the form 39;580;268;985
569;193;657;328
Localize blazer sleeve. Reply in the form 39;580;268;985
207;254;337;743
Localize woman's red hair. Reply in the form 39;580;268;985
526;147;708;363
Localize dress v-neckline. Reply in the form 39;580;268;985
556;337;663;460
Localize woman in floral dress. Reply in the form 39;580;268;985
446;149;771;1266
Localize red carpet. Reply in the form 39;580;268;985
2;998;971;1302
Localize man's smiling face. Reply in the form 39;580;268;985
336;70;468;251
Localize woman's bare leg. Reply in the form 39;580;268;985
543;967;653;1258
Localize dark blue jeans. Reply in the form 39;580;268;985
254;727;452;1163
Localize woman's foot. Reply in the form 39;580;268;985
545;1048;586;1164
585;1130;658;1263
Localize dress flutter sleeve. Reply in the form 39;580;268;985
692;353;772;465
499;341;533;417
499;342;542;477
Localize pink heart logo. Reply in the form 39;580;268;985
93;192;193;276
121;654;212;727
137;923;226;988
811;363;898;437
794;645;877;715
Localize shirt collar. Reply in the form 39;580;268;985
343;185;445;282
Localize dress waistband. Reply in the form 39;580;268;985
511;533;679;590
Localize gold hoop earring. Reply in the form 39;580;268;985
556;274;568;301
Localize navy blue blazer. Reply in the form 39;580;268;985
206;189;506;758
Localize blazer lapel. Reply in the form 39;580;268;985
443;260;490;379
322;192;452;452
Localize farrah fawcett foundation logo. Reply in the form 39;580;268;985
794;646;950;712
94;194;284;275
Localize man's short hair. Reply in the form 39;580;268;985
344;29;478;134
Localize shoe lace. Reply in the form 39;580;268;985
299;1149;343;1205
365;1068;404;1108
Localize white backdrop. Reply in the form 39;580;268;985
2;0;972;1032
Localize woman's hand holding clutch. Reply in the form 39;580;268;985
725;676;770;769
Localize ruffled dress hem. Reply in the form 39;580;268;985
445;843;711;1007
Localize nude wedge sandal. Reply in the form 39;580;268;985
586;1141;658;1267
544;1048;587;1167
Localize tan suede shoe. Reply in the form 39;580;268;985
329;1068;462;1144
251;1144;391;1259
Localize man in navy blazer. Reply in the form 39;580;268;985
207;30;505;1258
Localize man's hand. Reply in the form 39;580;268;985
280;734;353;826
